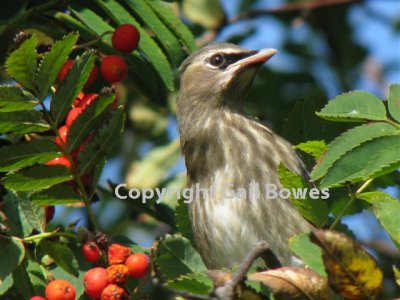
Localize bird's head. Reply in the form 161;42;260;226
178;43;277;110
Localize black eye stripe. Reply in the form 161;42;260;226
208;51;257;70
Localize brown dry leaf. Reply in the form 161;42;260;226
311;229;383;300
247;267;329;300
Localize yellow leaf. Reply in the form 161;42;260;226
310;229;383;300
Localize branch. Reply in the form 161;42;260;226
212;241;270;300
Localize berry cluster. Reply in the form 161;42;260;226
30;242;149;300
42;24;140;226
82;242;150;299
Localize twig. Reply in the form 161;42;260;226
213;241;270;300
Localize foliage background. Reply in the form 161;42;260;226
0;0;399;299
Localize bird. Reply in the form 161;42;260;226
176;43;312;269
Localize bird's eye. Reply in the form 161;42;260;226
209;53;225;67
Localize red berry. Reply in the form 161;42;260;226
66;107;84;127
46;156;72;170
45;279;76;300
85;64;99;88
73;92;85;107
101;284;128;300
82;241;101;263
112;24;140;53
125;253;149;279
58;60;74;82
54;125;69;149
30;297;46;300
75;93;99;109
83;267;109;299
100;55;128;83
108;243;132;265
44;206;55;223
58;60;98;88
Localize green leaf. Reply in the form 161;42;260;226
175;199;196;247
126;139;180;189
182;0;226;29
0;238;25;283
289;233;326;277
2;165;73;191
145;0;197;52
78;108;125;175
5;35;37;90
93;0;175;90
38;239;79;277
320;135;400;187
18;193;45;233
51;51;95;125
36;32;78;100
358;191;400;249
0;274;13;296
311;122;399;181
0;139;61;172
294;140;327;160
0;85;38;112
155;235;206;280
26;260;47;296
2;192;33;237
316;91;387;122
67;94;115;152
166;273;213;296
123;0;185;65
278;164;328;227
59;10;159;97
12;261;36;299
0;110;49;134
31;185;82;205
388;84;400;123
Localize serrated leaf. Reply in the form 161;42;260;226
316;91;387;122
166;273;213;295
155;235;206;280
123;0;185;66
2;191;33;237
93;0;174;90
278;164;328;227
18;193;45;233
38;239;79;277
358;191;400;249
145;0;197;52
36;32;78;100
310;230;383;300
320;135;400;187
26;260;46;296
31;185;82;205
175;199;196;247
0;139;61;172
182;0;226;29
60;11;159;97
11;261;36;299
289;233;326;277
0;238;25;283
0;110;49;134
77;108;125;175
293;140;327;160
388;84;400;123
247;267;329;300
126;139;180;189
311;122;398;181
2;165;73;191
0;85;38;112
5;35;37;90
67;94;115;152
51;51;95;125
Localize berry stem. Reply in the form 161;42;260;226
73;31;114;50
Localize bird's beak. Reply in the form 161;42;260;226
226;48;278;73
